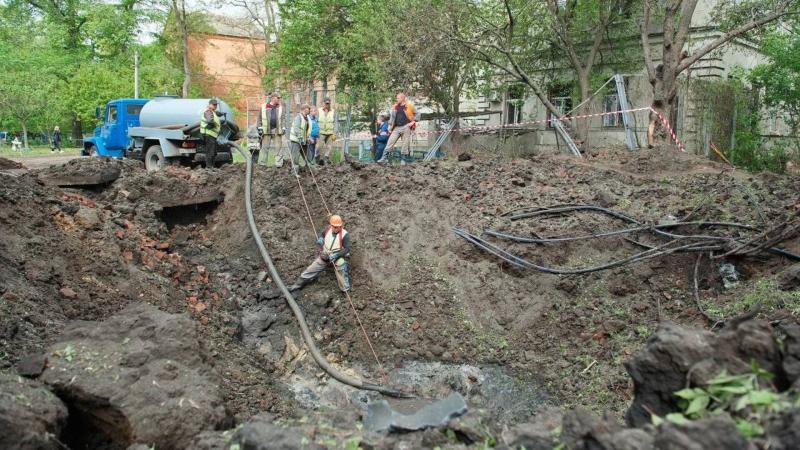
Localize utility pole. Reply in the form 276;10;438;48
134;51;139;99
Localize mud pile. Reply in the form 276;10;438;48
1;150;800;448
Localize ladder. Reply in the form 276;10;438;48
553;120;582;158
614;74;636;150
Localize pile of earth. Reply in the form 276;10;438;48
1;148;800;448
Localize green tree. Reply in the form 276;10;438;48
0;28;60;149
639;0;798;145
749;19;800;154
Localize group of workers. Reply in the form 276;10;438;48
199;92;422;294
250;91;421;177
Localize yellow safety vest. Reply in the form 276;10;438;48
318;109;335;135
260;103;284;134
323;226;348;266
200;109;221;138
290;113;312;143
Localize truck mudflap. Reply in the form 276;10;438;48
193;152;232;164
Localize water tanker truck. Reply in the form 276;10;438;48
82;96;242;171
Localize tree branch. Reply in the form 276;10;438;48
677;5;798;72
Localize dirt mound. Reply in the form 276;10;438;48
0;157;23;170
37;157;125;186
0;373;68;450
2;147;800;448
38;303;231;449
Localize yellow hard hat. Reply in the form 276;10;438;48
329;215;343;227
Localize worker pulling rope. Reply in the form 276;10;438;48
227;139;409;397
290;141;390;382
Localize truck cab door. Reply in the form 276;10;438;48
101;105;120;149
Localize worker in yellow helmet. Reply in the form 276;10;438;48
288;215;351;292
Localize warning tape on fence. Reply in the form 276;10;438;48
260;107;686;153
336;107;685;153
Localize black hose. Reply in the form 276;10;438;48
228;141;411;398
182;122;201;133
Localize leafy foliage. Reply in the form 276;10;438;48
651;361;800;439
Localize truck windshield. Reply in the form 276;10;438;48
127;104;143;116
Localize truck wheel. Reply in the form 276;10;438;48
145;145;166;171
88;145;99;157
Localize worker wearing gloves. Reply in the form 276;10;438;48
288;215;351;292
376;92;420;164
316;97;338;166
289;104;312;178
199;98;222;168
256;92;285;167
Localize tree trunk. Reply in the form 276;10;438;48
576;73;591;143
21;120;28;150
71;113;82;144
648;66;679;146
181;27;191;98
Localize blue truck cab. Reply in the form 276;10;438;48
83;98;149;158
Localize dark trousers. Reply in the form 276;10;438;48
204;134;217;168
308;142;316;164
374;144;386;162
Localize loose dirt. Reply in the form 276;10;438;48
1;147;799;446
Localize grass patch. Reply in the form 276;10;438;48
707;276;800;317
0;146;82;157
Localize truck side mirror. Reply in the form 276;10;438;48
95;107;101;119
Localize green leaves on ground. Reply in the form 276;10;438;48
650;360;799;439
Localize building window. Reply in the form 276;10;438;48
506;100;523;125
312;91;318;106
603;94;622;127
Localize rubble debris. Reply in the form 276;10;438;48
719;263;740;290
363;392;467;432
0;373;69;450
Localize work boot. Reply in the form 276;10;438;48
314;156;322;166
288;277;308;292
324;156;331;166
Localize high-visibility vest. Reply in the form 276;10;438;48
260;103;284;134
318;109;335;135
290;113;312;143
200;109;221;138
323;226;348;266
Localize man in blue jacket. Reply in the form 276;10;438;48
374;114;389;162
308;107;320;169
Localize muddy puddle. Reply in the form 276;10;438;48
287;360;548;424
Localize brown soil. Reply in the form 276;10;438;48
2;147;799;428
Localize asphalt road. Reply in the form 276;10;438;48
7;154;83;170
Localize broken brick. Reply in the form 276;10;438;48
412;322;420;330
201;316;209;326
123;251;134;261
195;302;207;313
59;287;77;299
